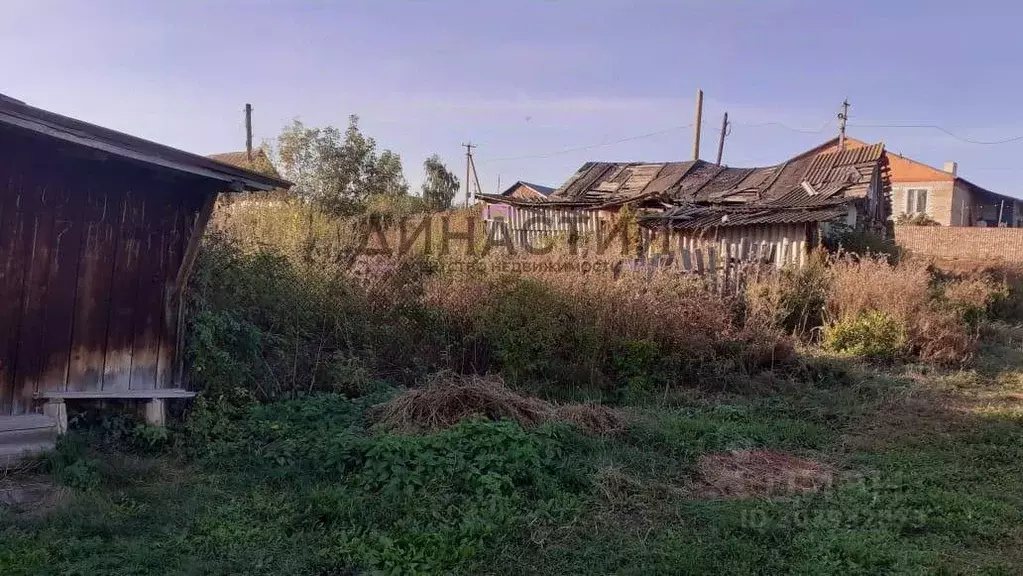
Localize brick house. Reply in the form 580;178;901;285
497;180;555;201
819;137;1021;227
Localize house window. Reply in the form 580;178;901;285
906;188;929;215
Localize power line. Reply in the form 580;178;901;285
481;123;694;163
848;123;1023;145
480;117;846;165
478;116;1023;168
733;118;833;134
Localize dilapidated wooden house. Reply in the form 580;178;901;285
478;141;891;267
0;95;289;430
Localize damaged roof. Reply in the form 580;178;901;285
479;140;888;229
639;202;848;229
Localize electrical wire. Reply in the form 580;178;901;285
733;118;833;134
848;123;1023;145
479;116;1023;166
481;123;695;163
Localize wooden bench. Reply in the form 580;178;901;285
35;389;197;434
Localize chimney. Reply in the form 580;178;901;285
244;103;253;161
943;161;958;176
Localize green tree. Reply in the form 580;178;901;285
274;115;408;216
421;154;460;212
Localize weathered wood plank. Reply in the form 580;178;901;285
37;388;195;400
67;181;122;391
0;151;27;415
13;171;57;414
35;180;85;395
102;189;146;391
155;195;186;389
129;188;175;390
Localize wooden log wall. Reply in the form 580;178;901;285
0;129;215;415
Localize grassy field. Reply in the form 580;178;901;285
2;324;1022;575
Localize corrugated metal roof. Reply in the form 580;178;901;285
0;94;292;192
803;142;884;188
640;202;847;229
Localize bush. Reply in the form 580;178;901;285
823;311;907;360
745;251;830;338
895;213;941;226
186;232;439;401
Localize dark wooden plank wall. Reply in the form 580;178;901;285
0;129;213;416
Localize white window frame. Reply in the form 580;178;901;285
905;188;930;215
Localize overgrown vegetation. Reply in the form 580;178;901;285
3;200;1022;574
5;338;1023;574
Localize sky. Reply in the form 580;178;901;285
4;0;1023;203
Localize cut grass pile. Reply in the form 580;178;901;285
373;371;628;436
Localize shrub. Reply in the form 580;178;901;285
895;213;941;226
186;232;439;401
822;256;993;364
823;225;903;262
827;255;930;324
824;310;907;360
745;251;830;338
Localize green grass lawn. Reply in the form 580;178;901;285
3;331;1023;575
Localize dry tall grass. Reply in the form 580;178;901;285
823;255;1001;364
827;256;932;324
204;199;1003;398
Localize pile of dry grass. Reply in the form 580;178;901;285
373;372;626;435
696;449;835;499
554;403;629;436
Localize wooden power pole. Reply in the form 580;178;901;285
715;112;729;165
463;142;477;207
244;103;253;161
693;89;704;161
837;99;849;150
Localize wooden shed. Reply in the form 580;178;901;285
0;95;290;419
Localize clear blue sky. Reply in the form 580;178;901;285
4;0;1023;201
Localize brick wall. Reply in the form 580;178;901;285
895;226;1023;263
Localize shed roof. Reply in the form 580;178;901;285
0;94;291;192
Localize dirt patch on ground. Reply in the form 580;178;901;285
0;474;68;517
373;372;627;435
695;449;835;499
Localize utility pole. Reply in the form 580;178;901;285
469;151;483;203
837;99;849;150
693;89;704;161
715;111;729;165
244;103;253;161
463;142;476;207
